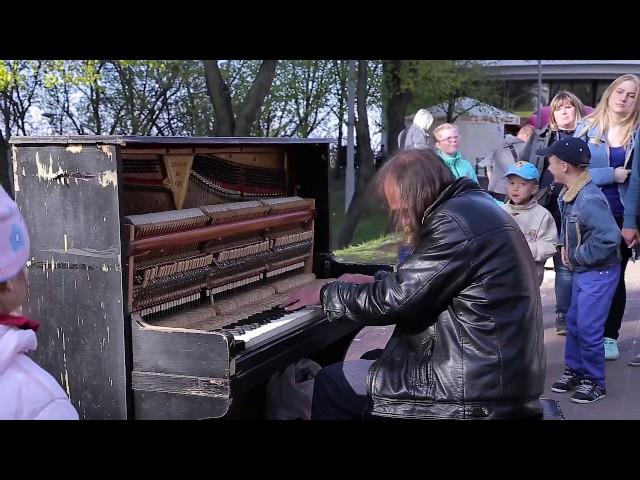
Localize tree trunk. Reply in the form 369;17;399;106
0;138;9;193
203;60;235;136
333;60;346;181
446;95;456;123
235;60;278;136
355;60;375;187
336;61;379;249
203;60;278;137
383;60;413;156
336;187;367;249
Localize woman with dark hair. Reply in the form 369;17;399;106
283;149;545;420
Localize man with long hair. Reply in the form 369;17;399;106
283;149;545;420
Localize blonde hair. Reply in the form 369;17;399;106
549;91;585;131
577;74;640;146
433;123;458;141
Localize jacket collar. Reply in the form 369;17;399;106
421;177;480;224
560;170;592;203
504;197;538;212
438;150;463;167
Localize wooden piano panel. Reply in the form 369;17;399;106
11;136;353;419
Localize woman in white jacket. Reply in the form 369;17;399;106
0;186;78;420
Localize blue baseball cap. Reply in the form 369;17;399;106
504;161;540;181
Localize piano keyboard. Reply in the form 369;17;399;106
230;307;322;349
143;273;335;352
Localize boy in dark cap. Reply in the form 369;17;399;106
539;137;620;404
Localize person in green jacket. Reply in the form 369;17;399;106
433;123;478;183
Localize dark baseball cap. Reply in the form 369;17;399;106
535;137;591;167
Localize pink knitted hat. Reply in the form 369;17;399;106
0;186;30;282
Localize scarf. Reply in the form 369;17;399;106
0;312;40;331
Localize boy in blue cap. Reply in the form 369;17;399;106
502;161;557;286
539;137;620;404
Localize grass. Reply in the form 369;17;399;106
333;233;402;264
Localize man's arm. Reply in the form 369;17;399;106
623;129;640;229
529;208;559;263
572;196;620;267
321;212;470;326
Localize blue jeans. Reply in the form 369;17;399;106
554;251;573;316
311;360;373;420
565;265;620;388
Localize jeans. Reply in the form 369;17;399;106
603;215;631;340
554;251;573;316
311;360;373;420
565;265;620;388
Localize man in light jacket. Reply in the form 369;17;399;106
486;125;535;200
398;109;434;151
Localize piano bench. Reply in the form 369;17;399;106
540;398;565;420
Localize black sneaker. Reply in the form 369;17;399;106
551;368;582;393
571;379;606;404
555;314;567;336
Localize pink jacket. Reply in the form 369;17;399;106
0;325;78;420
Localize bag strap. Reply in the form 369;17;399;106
399;129;408;149
507;144;518;161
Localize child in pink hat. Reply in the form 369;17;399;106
0;186;78;419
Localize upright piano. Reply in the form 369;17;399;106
10;136;387;419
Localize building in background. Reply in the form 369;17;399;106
482;60;640;118
425;97;520;171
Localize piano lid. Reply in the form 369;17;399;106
8;135;336;146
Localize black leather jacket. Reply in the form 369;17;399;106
321;178;545;419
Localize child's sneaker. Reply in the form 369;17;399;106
551;368;582;393
604;337;620;360
571;379;606;404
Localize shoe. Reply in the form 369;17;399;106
628;354;640;367
604;337;620;360
571;379;606;404
555;314;567;336
551;368;582;393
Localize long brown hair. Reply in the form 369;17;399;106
376;149;455;245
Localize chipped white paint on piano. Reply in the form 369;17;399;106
98;170;117;188
35;152;65;182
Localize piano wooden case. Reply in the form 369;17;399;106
9;136;362;419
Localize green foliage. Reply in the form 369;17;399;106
408;60;500;113
213;60;382;139
382;60;500;115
